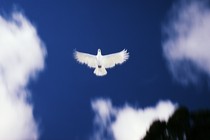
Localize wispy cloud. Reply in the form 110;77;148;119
162;0;210;85
91;99;176;140
0;12;46;139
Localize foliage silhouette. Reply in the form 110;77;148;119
142;107;210;140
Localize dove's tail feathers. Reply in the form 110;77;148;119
94;67;107;76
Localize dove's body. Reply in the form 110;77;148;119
74;49;129;76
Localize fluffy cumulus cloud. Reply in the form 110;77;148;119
91;99;176;140
162;0;210;85
0;12;46;139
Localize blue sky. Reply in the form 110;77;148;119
0;0;210;140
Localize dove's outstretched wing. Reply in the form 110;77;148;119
102;49;129;68
74;51;97;68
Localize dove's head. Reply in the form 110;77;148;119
97;49;101;55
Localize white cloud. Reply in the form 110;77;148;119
91;99;176;140
0;12;46;140
162;0;210;85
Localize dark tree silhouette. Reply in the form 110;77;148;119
143;120;167;140
189;110;210;140
142;107;210;140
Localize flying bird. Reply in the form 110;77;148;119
74;49;129;76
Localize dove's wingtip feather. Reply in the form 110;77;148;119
73;50;77;58
122;49;129;61
73;51;79;61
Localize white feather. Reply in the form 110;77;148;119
74;49;129;76
94;66;107;76
102;49;129;68
74;51;97;68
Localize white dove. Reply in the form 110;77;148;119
74;49;129;76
